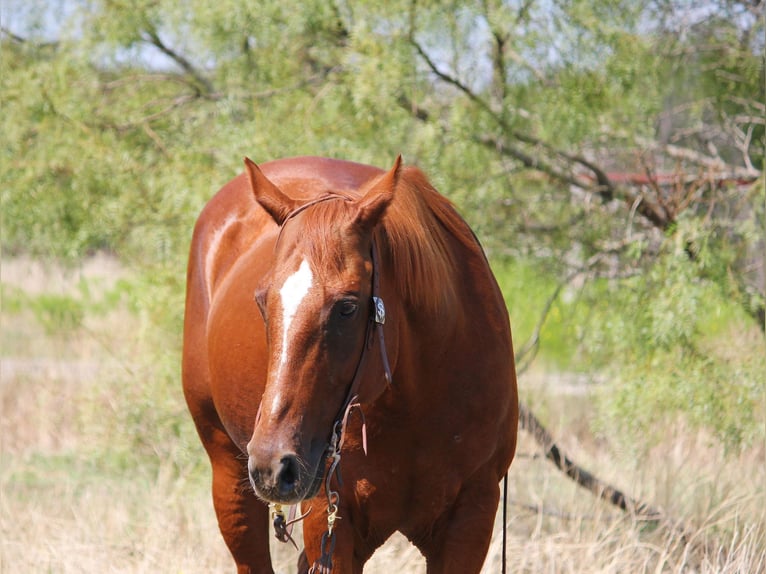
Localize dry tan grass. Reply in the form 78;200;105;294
1;257;764;573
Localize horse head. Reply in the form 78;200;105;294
243;156;400;504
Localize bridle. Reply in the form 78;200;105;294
268;194;392;573
273;193;392;400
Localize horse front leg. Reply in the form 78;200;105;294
205;425;274;574
416;474;501;574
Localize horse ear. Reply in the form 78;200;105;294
244;157;299;225
356;155;402;231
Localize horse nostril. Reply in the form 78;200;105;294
277;455;299;497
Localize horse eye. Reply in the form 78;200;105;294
338;300;358;318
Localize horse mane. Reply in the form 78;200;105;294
294;165;478;317
373;166;476;317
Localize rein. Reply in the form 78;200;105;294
267;194;392;573
502;472;508;574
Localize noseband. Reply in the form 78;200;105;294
268;194;393;571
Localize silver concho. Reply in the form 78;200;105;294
372;296;386;325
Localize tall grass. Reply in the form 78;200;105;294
1;256;764;573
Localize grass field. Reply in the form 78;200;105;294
1;256;764;573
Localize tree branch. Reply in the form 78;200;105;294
635;136;761;179
1;26;59;48
411;33;626;209
518;402;663;518
141;26;215;96
1;26;27;43
514;278;569;376
408;13;764;333
113;93;200;132
475;133;585;189
410;35;500;119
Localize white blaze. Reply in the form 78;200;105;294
277;259;313;376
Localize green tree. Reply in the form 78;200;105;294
2;0;763;446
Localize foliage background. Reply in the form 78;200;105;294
1;0;764;570
4;0;762;447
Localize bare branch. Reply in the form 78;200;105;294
480;0;510;111
113;93;200;132
475;133;585;189
732;114;766;126
409;35;500;120
514;278;569;375
518;401;663;518
633;136;761;179
505;45;552;86
141;26;215;96
1;26;27;43
100;73;197;91
101;66;340;133
514;244;640;375
1;26;59;48
411;28;619;204
396;94;430;121
725;95;766;113
511;130;616;202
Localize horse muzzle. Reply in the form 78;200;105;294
247;447;326;504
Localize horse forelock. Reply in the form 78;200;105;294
294;197;358;274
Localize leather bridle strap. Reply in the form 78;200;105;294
310;239;389;574
327;238;391;460
337;238;391;414
502;472;508;574
274;191;392;440
275;194;352;250
371;241;392;385
269;193;393;573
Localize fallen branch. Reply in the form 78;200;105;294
517;401;661;518
514;277;661;517
514;400;724;568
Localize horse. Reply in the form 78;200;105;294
182;155;518;573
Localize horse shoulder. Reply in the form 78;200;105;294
189;173;274;311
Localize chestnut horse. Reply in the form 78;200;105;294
182;156;518;573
